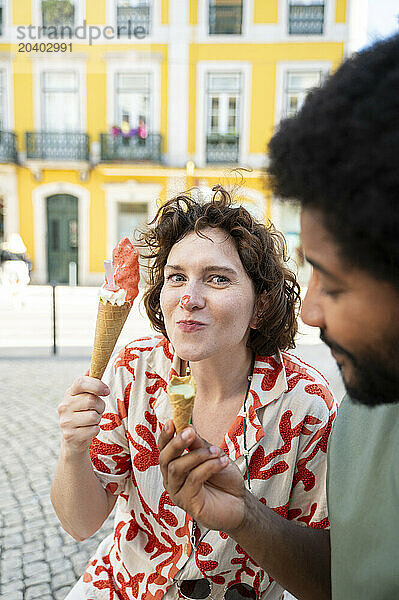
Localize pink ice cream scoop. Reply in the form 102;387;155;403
103;237;140;304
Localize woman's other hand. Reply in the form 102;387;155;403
58;376;109;456
158;421;246;534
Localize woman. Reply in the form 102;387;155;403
51;188;337;600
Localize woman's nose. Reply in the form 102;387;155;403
179;284;205;310
300;271;325;329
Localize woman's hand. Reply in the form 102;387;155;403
158;421;246;534
58;376;109;457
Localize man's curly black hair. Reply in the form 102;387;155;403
268;33;399;287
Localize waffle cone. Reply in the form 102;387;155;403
167;375;196;433
89;300;131;380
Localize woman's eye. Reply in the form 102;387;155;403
167;273;185;283
209;275;230;285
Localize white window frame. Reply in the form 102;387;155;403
32;0;86;38
197;0;253;42
114;72;152;129
102;180;161;261
0;59;13;130
281;0;334;40
0;0;10;40
274;61;331;126
106;59;160;134
33;58;86;131
105;0;162;44
41;70;81;131
196;62;251;167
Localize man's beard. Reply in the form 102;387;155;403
320;330;399;407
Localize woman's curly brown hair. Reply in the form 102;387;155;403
138;186;301;356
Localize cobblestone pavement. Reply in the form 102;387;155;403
0;355;114;600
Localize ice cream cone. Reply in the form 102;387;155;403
167;374;197;432
89;300;131;380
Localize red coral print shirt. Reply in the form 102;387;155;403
86;335;337;600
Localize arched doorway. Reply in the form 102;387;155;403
46;194;78;284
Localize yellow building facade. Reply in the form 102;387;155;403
0;0;349;284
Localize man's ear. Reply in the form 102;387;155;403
250;292;268;329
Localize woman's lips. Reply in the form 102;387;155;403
177;321;206;332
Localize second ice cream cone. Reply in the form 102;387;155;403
89;300;131;380
167;374;197;432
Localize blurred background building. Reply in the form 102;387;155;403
0;0;353;286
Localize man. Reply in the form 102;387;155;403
158;34;399;599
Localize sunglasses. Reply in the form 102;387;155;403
177;579;257;600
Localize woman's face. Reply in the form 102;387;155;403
160;227;257;362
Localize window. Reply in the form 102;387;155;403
288;0;324;35
42;0;75;33
284;71;323;118
207;73;241;135
0;70;5;129
206;73;241;163
42;71;80;130
115;72;151;131
0;196;4;244
209;0;243;35
117;202;148;242
116;0;150;37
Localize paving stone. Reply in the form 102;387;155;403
1;555;23;570
3;532;24;549
25;583;52;599
52;568;76;589
24;559;50;578
54;586;74;600
24;570;51;587
1;578;24;593
2;565;23;583
1;592;23;600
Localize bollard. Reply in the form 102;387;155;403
69;261;77;286
51;282;57;355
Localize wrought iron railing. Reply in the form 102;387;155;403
42;0;75;33
206;134;239;163
289;4;324;35
100;133;162;162
209;3;242;35
0;132;18;163
25;132;89;161
117;4;150;36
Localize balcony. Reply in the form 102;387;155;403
100;133;162;163
289;4;324;35
209;3;242;35
117;4;150;36
26;132;89;161
206;134;239;164
0;132;18;163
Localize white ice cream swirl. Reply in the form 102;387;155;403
99;285;128;306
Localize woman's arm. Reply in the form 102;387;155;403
50;376;117;541
158;423;331;600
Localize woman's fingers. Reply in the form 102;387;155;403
60;408;102;430
68;375;110;398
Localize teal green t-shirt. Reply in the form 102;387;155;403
328;395;399;598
